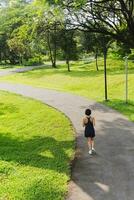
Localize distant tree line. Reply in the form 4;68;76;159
0;0;134;100
0;0;133;66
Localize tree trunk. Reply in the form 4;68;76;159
66;58;70;72
52;61;56;68
53;22;57;68
0;52;2;63
47;32;55;68
95;49;99;71
19;55;23;65
52;44;57;68
103;47;108;101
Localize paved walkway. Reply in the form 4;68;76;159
0;61;65;77
0;82;134;200
0;65;48;77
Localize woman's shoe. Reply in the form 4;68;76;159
89;150;92;155
92;148;96;152
92;148;96;154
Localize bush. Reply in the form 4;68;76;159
128;49;134;60
23;57;43;66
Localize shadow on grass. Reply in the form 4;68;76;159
0;133;74;174
0;103;19;116
19;61;134;79
71;115;134;200
21;66;103;78
103;99;134;121
0;64;20;69
82;99;134;122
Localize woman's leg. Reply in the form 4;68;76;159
91;138;96;151
87;137;92;150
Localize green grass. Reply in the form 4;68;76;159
1;57;134;121
0;91;75;200
0;64;22;70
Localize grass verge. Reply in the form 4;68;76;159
0;91;75;200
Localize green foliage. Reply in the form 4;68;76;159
128;49;134;60
109;42;131;59
0;2;33;64
60;29;78;61
1;0;134;66
7;24;32;62
31;2;65;67
23;56;43;66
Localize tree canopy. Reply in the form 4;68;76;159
0;0;134;65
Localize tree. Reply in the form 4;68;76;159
83;32;113;100
0;0;32;64
98;35;113;101
60;28;78;71
32;2;64;68
53;0;134;48
7;24;32;64
82;32;101;71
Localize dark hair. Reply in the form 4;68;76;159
85;109;91;116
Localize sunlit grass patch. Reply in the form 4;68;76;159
0;91;75;200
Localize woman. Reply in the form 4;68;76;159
83;108;96;155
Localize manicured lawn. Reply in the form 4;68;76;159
0;91;75;200
0;65;22;70
0;58;134;121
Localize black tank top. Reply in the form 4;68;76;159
84;116;95;137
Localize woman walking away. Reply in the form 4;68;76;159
82;109;96;155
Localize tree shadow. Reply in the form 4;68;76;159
20;66;104;78
19;62;134;79
0;102;19;116
84;100;134;122
0;64;18;69
0;133;74;174
70;115;134;200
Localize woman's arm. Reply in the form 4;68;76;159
82;117;88;127
92;117;95;126
82;118;85;127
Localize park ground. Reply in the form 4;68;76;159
0;57;134;199
0;57;134;121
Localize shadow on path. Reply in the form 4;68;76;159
0;82;134;200
69;115;134;200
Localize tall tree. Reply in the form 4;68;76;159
53;0;134;48
33;2;63;67
83;32;113;100
82;32;101;71
0;0;32;64
60;28;78;71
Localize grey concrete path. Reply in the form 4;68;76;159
0;61;65;77
0;65;48;77
0;82;134;200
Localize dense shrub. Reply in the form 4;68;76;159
23;57;43;66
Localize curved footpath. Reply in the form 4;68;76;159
0;82;134;200
0;65;46;77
